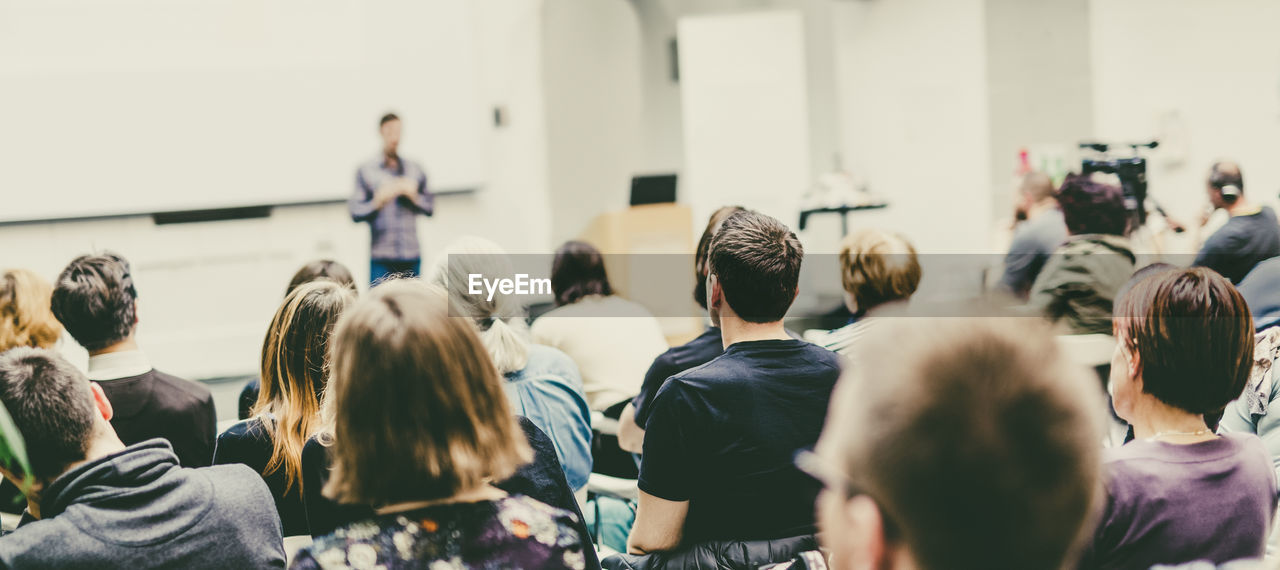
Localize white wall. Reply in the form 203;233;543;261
831;0;993;253
1090;0;1280;224
0;0;553;380
541;0;643;245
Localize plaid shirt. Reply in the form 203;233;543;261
349;155;434;261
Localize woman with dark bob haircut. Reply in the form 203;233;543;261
532;241;667;411
1078;267;1277;570
290;281;587;569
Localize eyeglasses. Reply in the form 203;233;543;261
794;449;859;497
794;449;900;539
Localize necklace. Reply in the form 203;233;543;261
1146;428;1212;442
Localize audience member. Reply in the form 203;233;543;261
1080;267;1276;569
50;252;216;467
532;240;668;412
213;281;355;536
1194;161;1280;284
1000;171;1068;298
290;282;587;569
1237;257;1280;332
1029;173;1136;335
618;205;743;454
0;348;285;568
0;268;64;513
807;318;1105;570
808;228;920;357
239;259;359;420
429;236;593;492
625;211;841;558
0;269;62;352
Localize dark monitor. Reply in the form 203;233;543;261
630;174;678;206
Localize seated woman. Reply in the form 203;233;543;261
1029;173;1136;335
1080;267;1277;569
238;259;358;420
428;236;593;492
213;280;354;536
531;241;668;412
291;281;587;569
807;228;921;357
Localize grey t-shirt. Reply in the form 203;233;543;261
1000;208;1067;298
1079;433;1278;570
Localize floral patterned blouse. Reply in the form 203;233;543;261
290;495;586;570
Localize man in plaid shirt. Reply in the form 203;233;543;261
349;112;435;283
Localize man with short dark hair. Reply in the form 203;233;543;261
350;112;435;284
51;252;216;467
808;318;1105;570
0;347;285;568
626;210;841;556
1194;161;1280;283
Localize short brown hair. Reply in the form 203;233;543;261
839;229;921;311
1113;267;1253;414
0;269;63;351
0;347;98;482
323;281;531;505
50;252;137;352
693;206;746;309
819;318;1104;570
708;210;804;323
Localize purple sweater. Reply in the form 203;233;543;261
1080;433;1278;570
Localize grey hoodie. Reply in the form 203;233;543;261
0;439;285;569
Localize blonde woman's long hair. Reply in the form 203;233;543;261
252;280;355;493
427;236;531;375
0;269;62;351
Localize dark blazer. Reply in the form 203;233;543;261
301;416;601;570
99;369;217;468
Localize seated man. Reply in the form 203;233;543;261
618;205;743;454
627;210;842;555
1000;171;1068;299
808;318;1105;570
808;228;920;357
0;347;285;568
1193;161;1280;284
51;252;216;467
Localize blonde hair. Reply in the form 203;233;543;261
0;269;63;351
839;229;921;311
252;280;355;493
427;237;530;374
323;281;531;505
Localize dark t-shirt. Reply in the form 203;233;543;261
212;417;308;536
631;327;724;429
1079;433;1278;570
1194;206;1280;283
100;369;216;468
638;339;842;544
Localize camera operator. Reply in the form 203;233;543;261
1193;161;1280;283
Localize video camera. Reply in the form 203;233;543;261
1078;141;1159;228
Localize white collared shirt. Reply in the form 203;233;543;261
87;350;152;381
